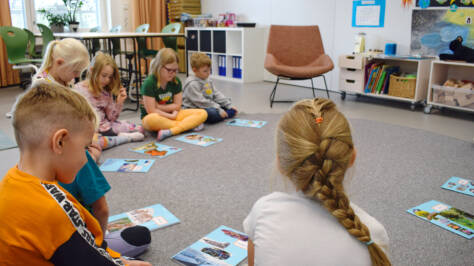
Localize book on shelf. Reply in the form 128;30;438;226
365;63;380;93
107;204;180;232
407;200;473;239
365;64;400;95
172;225;248;265
382;66;400;94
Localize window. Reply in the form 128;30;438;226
9;0;27;28
8;0;101;31
35;0;100;29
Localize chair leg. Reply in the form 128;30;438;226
310;78;316;98
269;76;280;108
322;74;330;99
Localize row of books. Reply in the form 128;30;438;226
364;63;400;94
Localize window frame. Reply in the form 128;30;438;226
9;0;107;32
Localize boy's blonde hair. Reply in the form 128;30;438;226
87;52;121;96
276;98;391;266
36;38;89;76
190;53;211;69
12;81;98;150
149;48;179;86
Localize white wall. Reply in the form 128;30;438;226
108;0;132;32
202;0;414;93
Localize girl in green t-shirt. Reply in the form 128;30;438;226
141;48;207;141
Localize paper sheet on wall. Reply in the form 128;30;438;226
352;0;385;28
356;5;380;26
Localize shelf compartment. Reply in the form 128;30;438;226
199;30;211;52
213;30;226;53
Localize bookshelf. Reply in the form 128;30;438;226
425;60;474;114
185;27;265;82
338;55;432;110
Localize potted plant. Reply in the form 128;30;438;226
38;9;67;32
63;0;84;32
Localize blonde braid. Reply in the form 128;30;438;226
277;98;391;266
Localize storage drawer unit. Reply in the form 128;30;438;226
338;55;366;93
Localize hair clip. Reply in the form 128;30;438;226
315;117;323;124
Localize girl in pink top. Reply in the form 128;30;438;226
74;52;144;149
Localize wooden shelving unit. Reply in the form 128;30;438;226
339;54;433;110
425;60;474;114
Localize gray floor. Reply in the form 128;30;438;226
0;79;473;265
1;77;473;142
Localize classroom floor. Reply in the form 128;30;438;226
0;76;473;143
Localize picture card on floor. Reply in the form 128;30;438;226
227;119;267;128
130;142;182;158
407;200;473;239
175;133;222;147
172;225;248;266
99;159;154;173
107;204;180;232
441;177;474;197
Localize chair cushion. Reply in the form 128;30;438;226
265;53;334;79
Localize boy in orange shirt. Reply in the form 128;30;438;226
0;81;150;266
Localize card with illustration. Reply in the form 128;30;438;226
99;159;155;173
226;119;267;128
441;177;474;197
174;133;222;147
407;200;473;239
107;204;180;232
172;225;248;266
130;142;182;158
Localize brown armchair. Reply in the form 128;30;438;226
265;25;333;107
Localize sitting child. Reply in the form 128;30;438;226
243;98;391;266
0;81;150;266
75;52;144;149
140;48;207;141
183;52;238;124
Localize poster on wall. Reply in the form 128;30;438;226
416;0;474;8
352;0;386;27
411;9;474;56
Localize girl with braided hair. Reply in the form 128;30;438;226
243;98;391;266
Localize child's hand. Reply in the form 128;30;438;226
116;87;127;104
121;257;152;266
87;142;102;162
219;109;228;118
167;110;179;120
231;106;238;115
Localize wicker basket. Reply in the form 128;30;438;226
388;74;416;99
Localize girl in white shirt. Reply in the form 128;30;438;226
244;98;391;266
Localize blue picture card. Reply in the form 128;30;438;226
99;159;155;173
227;119;267;128
352;0;386;28
107;204;180;232
441;177;474;197
129;142;182;158
175;133;222;147
407;200;473;239
172;225;248;266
